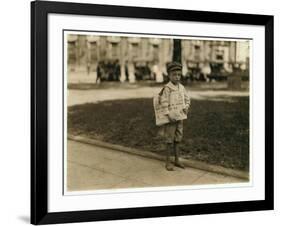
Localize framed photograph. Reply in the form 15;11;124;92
31;0;274;224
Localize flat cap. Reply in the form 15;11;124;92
167;62;182;73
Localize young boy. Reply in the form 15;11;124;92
160;62;191;171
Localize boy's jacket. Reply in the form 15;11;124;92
153;82;191;126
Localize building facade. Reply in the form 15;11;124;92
67;34;249;83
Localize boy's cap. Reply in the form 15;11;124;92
167;62;182;73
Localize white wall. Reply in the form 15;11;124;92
0;0;279;225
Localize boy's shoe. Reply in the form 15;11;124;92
166;163;174;171
174;161;185;169
174;143;185;169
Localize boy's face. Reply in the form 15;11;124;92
169;69;182;85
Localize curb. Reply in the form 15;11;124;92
68;134;249;180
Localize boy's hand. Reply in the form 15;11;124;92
167;113;177;122
183;108;189;115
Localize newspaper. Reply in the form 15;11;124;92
153;89;187;126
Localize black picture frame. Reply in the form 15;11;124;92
31;0;274;224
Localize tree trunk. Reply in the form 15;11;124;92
172;39;182;63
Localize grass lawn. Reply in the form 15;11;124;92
68;97;249;171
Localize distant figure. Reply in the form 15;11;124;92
113;60;121;81
96;62;102;84
108;61;114;81
125;63;129;81
154;62;191;171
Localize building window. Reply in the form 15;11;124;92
216;55;223;60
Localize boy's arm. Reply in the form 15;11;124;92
160;87;170;115
160;87;176;122
183;89;191;114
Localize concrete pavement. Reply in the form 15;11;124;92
67;140;245;192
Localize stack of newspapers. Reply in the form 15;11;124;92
153;91;188;126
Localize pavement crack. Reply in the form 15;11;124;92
68;160;128;180
190;172;209;184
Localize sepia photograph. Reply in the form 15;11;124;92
65;32;250;192
30;1;274;223
30;1;273;224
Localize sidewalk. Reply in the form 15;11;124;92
67;140;245;192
